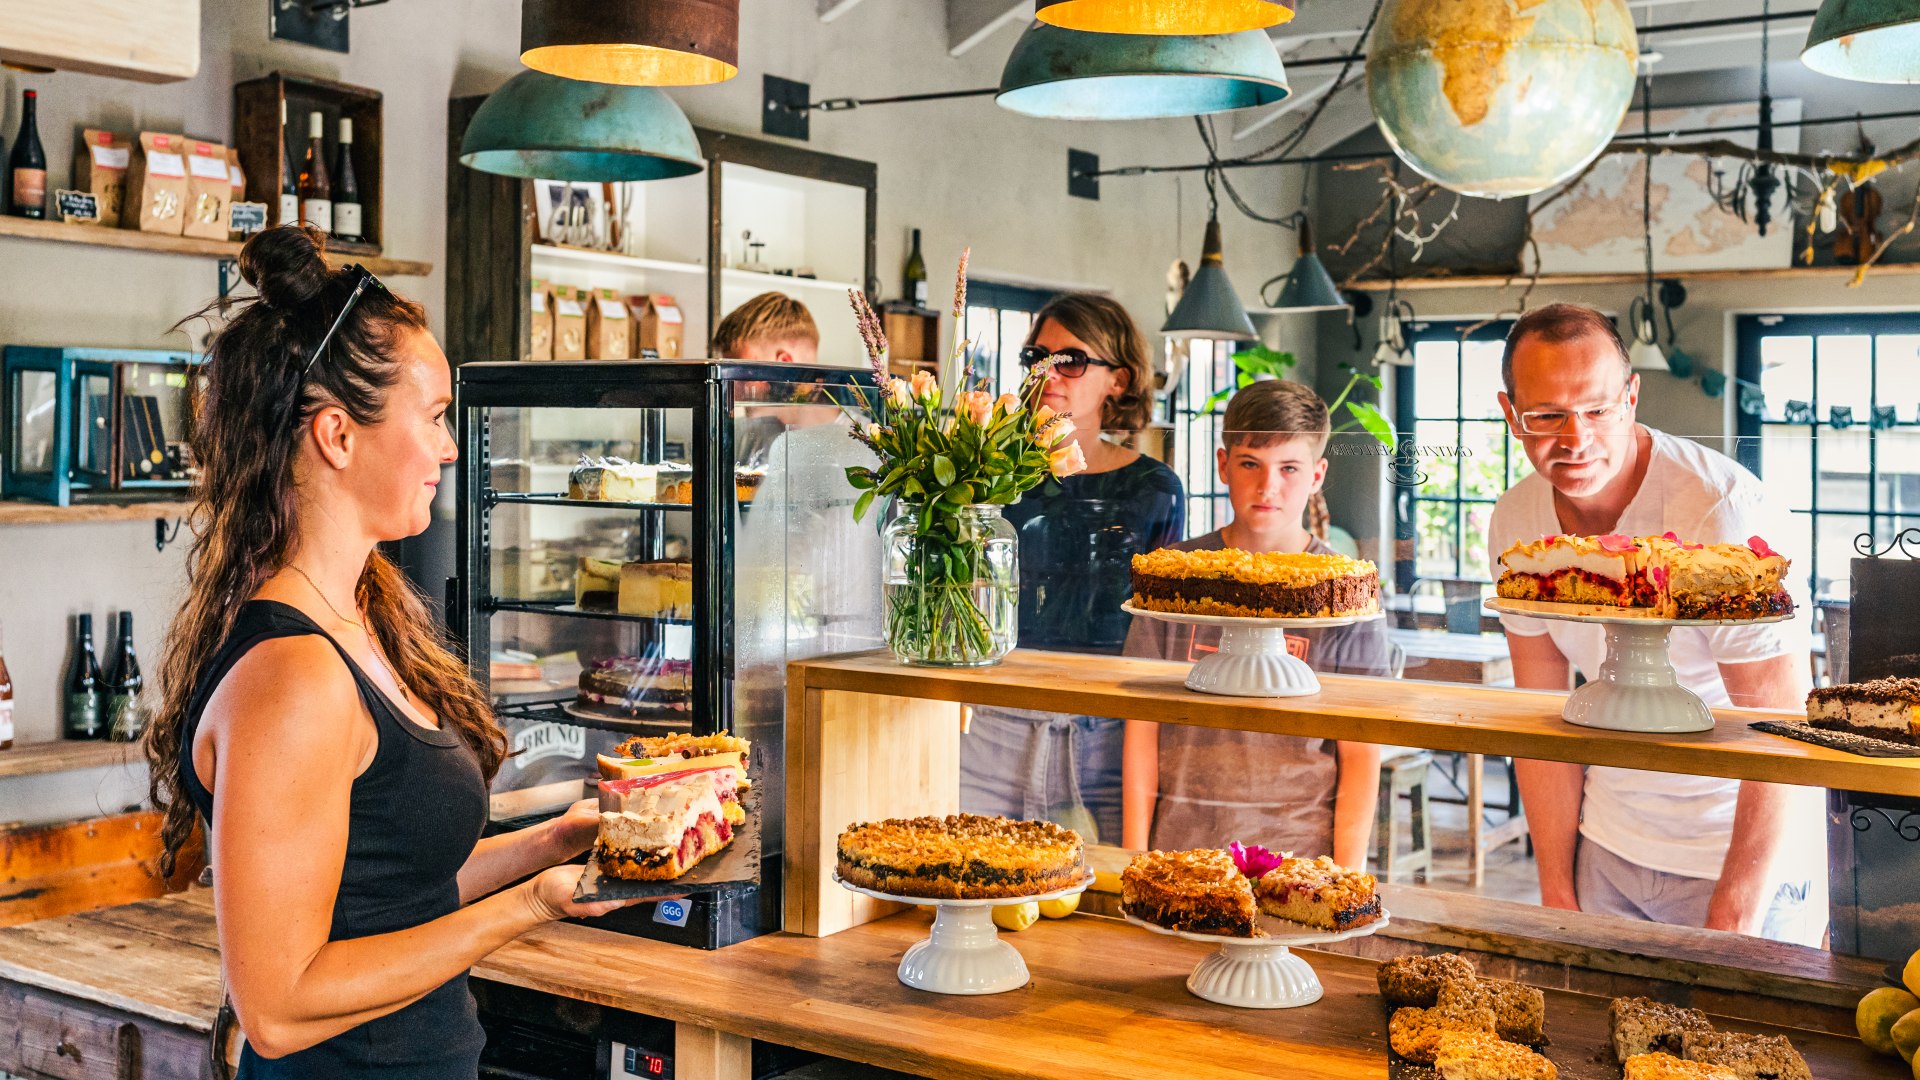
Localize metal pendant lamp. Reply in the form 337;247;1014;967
1266;220;1348;314
997;21;1291;120
459;70;705;182
521;0;739;86
1163;218;1258;340
1038;0;1295;36
1802;0;1920;82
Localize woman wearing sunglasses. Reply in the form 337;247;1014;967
143;227;636;1077
959;293;1185;844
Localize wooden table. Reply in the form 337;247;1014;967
1390;629;1512;686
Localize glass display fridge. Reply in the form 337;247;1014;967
455;360;884;948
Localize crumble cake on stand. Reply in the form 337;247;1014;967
1125;547;1383;698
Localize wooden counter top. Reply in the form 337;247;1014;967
790;649;1920;798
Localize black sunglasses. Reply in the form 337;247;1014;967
302;264;387;378
1018;345;1119;378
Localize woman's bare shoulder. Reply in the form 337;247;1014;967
203;635;365;752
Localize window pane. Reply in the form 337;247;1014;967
1416;500;1459;579
1876;336;1920;422
1757;425;1814;512
1877;429;1920;519
999;309;1033;391
1506;435;1536;486
1460;340;1505;419
1462;502;1496;581
1819;427;1872;512
1415;420;1459;497
1759;335;1811;419
1413;339;1460;419
1461;421;1513;499
1815;512;1871;601
1817;334;1872;418
1771;507;1813;602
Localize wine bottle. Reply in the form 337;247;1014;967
298;110;332;233
9;89;47;219
278;99;300;227
105;613;144;743
332;117;363;242
64;614;104;740
904;227;928;308
0;619;14;751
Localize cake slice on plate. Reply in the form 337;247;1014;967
1120;848;1261;937
593;770;735;880
1497;533;1649;607
1253;854;1382;932
1805;677;1920;746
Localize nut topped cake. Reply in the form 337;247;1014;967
1624;1054;1738;1080
835;814;1084;900
1252;854;1381;932
1378;953;1479;1007
1130;547;1379;619
1610;998;1714;1062
1433;1031;1558;1080
1678;1030;1810;1080
1805;676;1920;746
1120;848;1262;938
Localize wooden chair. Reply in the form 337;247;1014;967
1374;750;1432;883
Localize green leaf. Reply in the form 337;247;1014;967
933;454;957;487
845;466;875;490
1347;400;1395;446
905;477;925;498
852;488;876;522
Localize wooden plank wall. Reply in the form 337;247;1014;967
0;811;204;928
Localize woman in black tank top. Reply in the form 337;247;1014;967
143;227;636;1077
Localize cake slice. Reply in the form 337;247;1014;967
619;561;694;618
1120;849;1261;937
1805;677;1920;746
1624;1053;1738;1080
1462;978;1546;1045
617;732;753;774
1390;1005;1497;1064
1497;534;1649;607
568;456;657;502
578;655;692;715
575;557;621;610
1433;1031;1558;1080
1642;536;1793;620
1610;998;1713;1062
1253;854;1381;932
593;772;734;880
1378;953;1479;1007
1678;1030;1810;1080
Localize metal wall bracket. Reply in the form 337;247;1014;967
217;258;240;299
1068;148;1099;200
762;75;812;141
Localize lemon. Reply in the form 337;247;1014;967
1906;949;1920;998
1894;1009;1920;1064
1038;892;1081;919
1859;988;1920;1055
991;901;1039;932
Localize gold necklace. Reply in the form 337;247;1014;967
288;564;411;701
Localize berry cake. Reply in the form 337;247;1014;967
1497;533;1791;620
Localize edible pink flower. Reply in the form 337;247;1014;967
1228;841;1287;879
910;368;939;402
959;389;994;427
1661;530;1703;550
1749;536;1779;558
1542;534;1563;544
1650;565;1669;588
1598;533;1636;553
1048;440;1087;479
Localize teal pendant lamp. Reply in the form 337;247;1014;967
1164;219;1258;340
997;21;1290;120
1266;220;1348;314
459;70;705;182
1802;0;1920;82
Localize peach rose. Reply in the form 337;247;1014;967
1048;440;1087;479
959;390;994;427
885;377;912;408
910;368;939;402
996;392;1020;417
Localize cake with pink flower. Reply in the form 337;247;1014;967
1496;532;1791;620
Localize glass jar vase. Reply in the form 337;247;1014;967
881;503;1018;667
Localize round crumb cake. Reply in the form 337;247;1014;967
1119;848;1261;937
1131;548;1379;619
835;813;1085;900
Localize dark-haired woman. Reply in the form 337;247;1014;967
144;226;633;1077
959;294;1185;844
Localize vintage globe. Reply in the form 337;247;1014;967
1366;0;1638;198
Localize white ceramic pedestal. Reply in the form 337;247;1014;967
1485;598;1792;733
834;874;1094;995
1123;912;1389;1009
1120;603;1384;698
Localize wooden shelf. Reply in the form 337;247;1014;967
791;649;1920;799
530;243;705;277
0;216;432;278
0;740;134;781
1347;261;1920;292
721;267;863;293
0;500;192;526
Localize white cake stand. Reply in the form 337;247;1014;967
1121;602;1384;697
1122;910;1389;1009
1485;597;1792;733
833;872;1094;995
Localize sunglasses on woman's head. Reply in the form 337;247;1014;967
302;264;388;378
1018;345;1118;378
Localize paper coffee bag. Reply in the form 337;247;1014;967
552;285;587;362
124;132;189;235
182;140;232;240
71;129;129;228
586;287;631;360
530;279;554;362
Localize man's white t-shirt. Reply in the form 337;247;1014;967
1487;427;1820;881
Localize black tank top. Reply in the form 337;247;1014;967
180;600;487;1078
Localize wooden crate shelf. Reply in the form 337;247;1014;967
0;215;431;278
0;740;134;781
0;500;193;526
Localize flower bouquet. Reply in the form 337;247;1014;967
841;248;1087;666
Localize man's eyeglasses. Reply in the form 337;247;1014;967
1018;345;1119;379
1514;392;1632;435
303;264;387;378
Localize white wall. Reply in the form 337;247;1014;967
0;0;1301;823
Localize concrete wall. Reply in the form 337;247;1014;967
0;0;1302;823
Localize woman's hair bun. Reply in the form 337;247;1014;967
240;225;333;311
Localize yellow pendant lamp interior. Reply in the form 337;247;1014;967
1037;0;1295;36
521;0;740;86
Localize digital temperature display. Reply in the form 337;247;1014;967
611;1041;671;1078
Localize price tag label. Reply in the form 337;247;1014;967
55;189;100;223
229;201;269;235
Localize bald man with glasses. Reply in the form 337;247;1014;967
1486;303;1822;945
